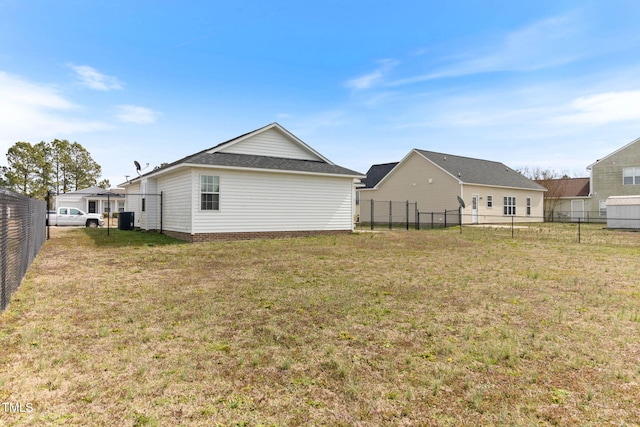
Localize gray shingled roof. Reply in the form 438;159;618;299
361;162;399;188
416;150;546;190
185;152;363;177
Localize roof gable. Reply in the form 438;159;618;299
211;123;328;162
588;136;640;169
367;149;545;191
119;123;363;186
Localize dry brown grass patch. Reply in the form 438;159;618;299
0;225;639;425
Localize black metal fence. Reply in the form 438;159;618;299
0;188;46;312
358;199;460;230
46;191;163;236
547;210;607;224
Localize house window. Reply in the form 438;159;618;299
623;167;640;185
503;196;516;216
526;198;531;216
487;195;493;208
201;175;220;211
599;200;607;217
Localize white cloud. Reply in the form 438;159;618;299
346;59;398;90
389;13;584;86
554;91;640;125
70;64;123;91
0;71;109;152
115;105;160;124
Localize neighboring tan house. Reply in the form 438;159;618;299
358;149;546;225
588;136;640;219
118;123;364;241
53;186;126;215
534;177;590;222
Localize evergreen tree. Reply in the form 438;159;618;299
1;139;106;198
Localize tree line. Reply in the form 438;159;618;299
0;140;108;199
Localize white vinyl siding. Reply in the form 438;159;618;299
155;170;193;233
191;168;354;233
218;128;320;160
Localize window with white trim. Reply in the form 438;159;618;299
201;175;220;211
487;195;493;208
623;167;640;185
526;197;531;216
503;196;516;216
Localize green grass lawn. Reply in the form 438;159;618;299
1;225;639;426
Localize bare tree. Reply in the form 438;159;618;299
519;167;573;221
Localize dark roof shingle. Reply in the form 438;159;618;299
416;150;546;190
186;152;363;177
361;162;398;188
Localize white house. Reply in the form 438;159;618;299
118;123;365;241
53;186;126;215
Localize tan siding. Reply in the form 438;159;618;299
218;128;320;160
462;185;544;224
359;151;544;224
591;140;640;213
359;151;461;221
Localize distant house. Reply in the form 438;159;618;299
358;149;546;225
118;123;365;241
588;136;640;219
535;177;590;221
53;186;125;215
536;136;640;222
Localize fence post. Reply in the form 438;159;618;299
578;217;581;243
107;193;111;236
406;201;409;230
370;199;374;230
444;210;447;228
459;206;462;234
46;191;50;240
415;204;419;230
389;201;392;230
511;215;514;239
431;212;434;229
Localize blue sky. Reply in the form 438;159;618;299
2;1;640;186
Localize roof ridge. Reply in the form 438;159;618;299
415;148;507;165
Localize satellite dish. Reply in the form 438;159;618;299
134;160;141;176
457;195;466;209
